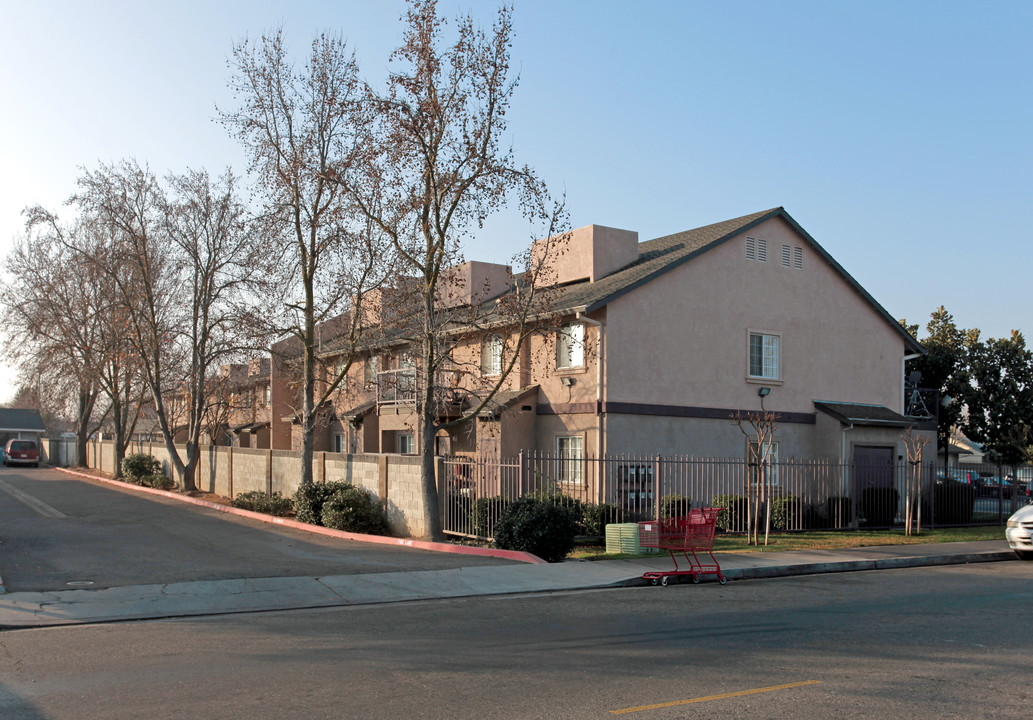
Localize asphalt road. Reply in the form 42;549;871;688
1;562;1030;719
0;465;514;593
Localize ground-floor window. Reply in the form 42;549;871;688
557;435;583;484
398;433;415;455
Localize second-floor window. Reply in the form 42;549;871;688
557;322;584;369
263;385;271;406
365;355;380;387
482;334;503;376
748;332;780;380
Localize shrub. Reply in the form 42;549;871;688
660;494;691;519
859;487;899;527
583;503;625;535
232;490;294;516
493;496;578;562
294;480;354;525
823;496;853;528
320;486;389;535
927;481;976;525
712;494;749;532
141;473;176;491
122;453;161;481
770;495;802;531
471;496;512;537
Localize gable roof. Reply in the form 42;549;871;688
0;408;47;433
546;207;922;355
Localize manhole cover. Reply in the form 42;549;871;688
65;581;95;587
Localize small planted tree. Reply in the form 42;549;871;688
734;408;779;545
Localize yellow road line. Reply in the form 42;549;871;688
610;680;822;715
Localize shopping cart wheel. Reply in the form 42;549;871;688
692;575;700;584
660;576;668;587
650;578;658;586
718;576;727;585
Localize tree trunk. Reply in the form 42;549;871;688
420;405;442;541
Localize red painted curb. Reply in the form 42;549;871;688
55;467;545;564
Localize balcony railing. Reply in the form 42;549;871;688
376;368;464;413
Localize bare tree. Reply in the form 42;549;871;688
70;161;261;491
222;28;389;485
901;426;929;536
328;0;566;540
734;409;780;545
1;214;109;465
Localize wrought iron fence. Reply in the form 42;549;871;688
441;453;1031;540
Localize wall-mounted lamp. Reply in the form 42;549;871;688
561;377;575;387
757;387;771;398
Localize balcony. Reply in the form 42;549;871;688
376;368;465;417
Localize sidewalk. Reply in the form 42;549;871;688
0;540;1014;629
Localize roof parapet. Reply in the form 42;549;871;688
531;224;638;287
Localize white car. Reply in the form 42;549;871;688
1005;504;1033;560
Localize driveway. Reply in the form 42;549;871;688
0;466;515;593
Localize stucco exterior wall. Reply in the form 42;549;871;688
602;216;909;457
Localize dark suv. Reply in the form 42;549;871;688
3;439;40;468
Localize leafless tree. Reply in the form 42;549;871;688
222;28;390;485
69;161;262;491
734;409;780;545
901;426;929;536
1;214;110;465
325;0;566;540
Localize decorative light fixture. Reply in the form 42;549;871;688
757;387;771;398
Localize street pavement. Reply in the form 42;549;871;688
0;467;1018;629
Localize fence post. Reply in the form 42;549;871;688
266;449;273;495
518;449;527;497
654;455;662;520
435;456;445;530
228;445;234;499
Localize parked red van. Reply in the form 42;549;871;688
3;439;39;468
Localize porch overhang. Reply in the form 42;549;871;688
813;400;915;428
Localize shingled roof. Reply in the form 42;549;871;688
317;207;924;356
541;207;923;355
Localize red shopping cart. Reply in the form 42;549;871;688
638;507;726;586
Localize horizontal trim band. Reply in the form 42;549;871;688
536;400;815;425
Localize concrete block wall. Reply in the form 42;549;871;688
84;440;432;539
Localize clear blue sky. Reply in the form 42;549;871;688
2;0;1030;401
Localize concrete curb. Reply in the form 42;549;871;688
55;467;545;565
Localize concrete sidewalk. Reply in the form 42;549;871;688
0;540;1014;629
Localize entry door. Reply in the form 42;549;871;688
853;445;894;492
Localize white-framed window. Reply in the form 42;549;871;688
397;433;415;454
748;332;780;380
482;334;503;376
364;355;380;387
748;440;779;486
263;385;271;407
557;435;583;484
334;434;346;454
557;322;584;369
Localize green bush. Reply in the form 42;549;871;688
712;494;749;532
823;496;853;528
860;487;899;527
232;490;294;516
928;481;976;525
122;453;161;481
660;494;691;519
770;495;802;531
493;496;578;562
583;503;625;535
320;486;389;535
294;480;354;525
471;496;512;537
141;473;175;491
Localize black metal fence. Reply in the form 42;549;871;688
441;453;1031;540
